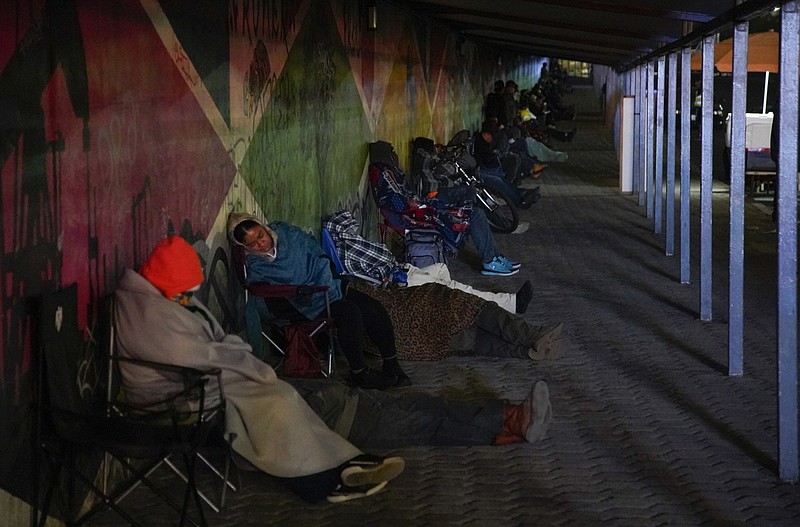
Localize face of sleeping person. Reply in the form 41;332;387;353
240;224;275;255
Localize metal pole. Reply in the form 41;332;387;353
777;0;799;484
666;52;677;256
654;56;666;234
638;66;646;205
633;67;641;198
646;61;655;219
680;47;691;284
729;21;749;377
699;35;714;321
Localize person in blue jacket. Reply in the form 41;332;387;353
228;212;410;390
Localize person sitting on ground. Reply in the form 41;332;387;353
114;236;554;503
473;121;539;208
518;99;576;146
507;125;568;166
227;214;410;390
323;209;533;314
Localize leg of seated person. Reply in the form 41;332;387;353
466;207;500;263
245;296;269;361
448;304;564;360
434;183;477;206
480;170;524;206
405;263;516;313
500;152;521;183
428;185;518;273
288;378;505;448
277;450;406;504
331;290;408;388
525;136;568;162
276;466;342;503
343;287;409;383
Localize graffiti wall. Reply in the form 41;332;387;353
0;0;520;514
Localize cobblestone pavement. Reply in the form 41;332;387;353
92;86;800;526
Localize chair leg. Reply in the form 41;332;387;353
36;452;61;527
100;454;197;527
165;452;237;514
177;451;207;527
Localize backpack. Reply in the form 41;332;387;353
404;228;446;268
281;325;322;378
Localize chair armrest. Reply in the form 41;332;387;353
245;282;329;298
113;355;220;377
111;356;224;418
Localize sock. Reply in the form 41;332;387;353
493;404;526;446
516;280;533;314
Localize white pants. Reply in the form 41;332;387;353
405;263;516;314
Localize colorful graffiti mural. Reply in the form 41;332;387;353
0;0;506;512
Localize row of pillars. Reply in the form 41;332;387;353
624;0;798;483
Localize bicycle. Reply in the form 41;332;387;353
433;130;520;234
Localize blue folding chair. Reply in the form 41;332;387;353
320;227;383;286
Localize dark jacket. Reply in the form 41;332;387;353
485;91;506;122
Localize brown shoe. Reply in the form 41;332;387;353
530;163;549;179
529;322;564;360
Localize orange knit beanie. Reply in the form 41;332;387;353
139;236;204;299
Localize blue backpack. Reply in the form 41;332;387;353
404;228;446;268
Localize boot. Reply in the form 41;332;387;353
383;356;412;387
529;323;564;360
494;380;552;445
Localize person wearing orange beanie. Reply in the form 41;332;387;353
138;236;204;303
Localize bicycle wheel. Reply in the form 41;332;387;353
477;183;519;234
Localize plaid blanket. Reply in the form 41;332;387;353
323;210;397;282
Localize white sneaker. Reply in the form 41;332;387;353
327;455;405;503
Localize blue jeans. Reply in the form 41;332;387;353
434;185;499;264
478;166;525;206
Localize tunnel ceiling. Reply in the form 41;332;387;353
395;0;780;70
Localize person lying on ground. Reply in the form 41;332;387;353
322;210;561;361
323;210;533;314
351;281;563;362
114;236;554;503
227;213;409;390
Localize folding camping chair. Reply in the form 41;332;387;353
321;226;384;286
35;284;232;527
367;159;470;258
231;245;336;377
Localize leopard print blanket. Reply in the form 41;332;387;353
351;281;485;361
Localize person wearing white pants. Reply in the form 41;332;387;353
404;262;532;315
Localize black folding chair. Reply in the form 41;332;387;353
35;284;232;527
105;294;238;516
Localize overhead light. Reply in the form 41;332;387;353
367;3;377;31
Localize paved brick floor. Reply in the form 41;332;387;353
89;86;800;526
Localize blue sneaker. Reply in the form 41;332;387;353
497;255;521;270
481;257;520;276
